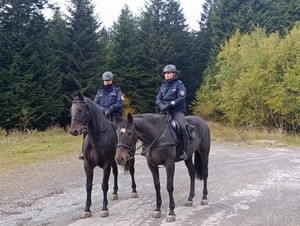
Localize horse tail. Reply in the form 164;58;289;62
194;150;203;180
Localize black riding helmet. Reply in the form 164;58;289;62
102;71;114;81
162;64;177;76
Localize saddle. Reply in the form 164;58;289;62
145;114;195;155
167;115;195;143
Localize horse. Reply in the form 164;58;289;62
115;113;210;222
69;92;138;218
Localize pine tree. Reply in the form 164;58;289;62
109;4;143;112
0;0;62;131
47;8;70;127
64;0;102;98
138;0;194;112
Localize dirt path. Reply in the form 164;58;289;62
1;143;300;226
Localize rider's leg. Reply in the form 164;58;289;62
173;112;188;160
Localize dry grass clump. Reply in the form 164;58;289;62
208;121;300;147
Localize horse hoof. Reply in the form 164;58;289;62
100;210;109;218
185;201;193;207
201;199;208;205
111;194;118;200
81;211;91;218
152;211;161;218
166;215;176;222
132;192;138;198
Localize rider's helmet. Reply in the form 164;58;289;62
162;64;177;75
102;71;114;81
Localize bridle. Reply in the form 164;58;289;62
117;117;174;159
71;99;109;134
71;100;90;126
117;125;137;160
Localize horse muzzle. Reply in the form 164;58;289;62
115;146;130;165
69;126;84;136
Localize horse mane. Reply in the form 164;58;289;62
84;96;104;117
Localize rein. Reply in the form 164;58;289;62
141;117;173;154
117;142;135;160
116;114;175;158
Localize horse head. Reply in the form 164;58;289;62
115;113;137;165
69;92;92;136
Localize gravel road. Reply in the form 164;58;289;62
0;142;299;226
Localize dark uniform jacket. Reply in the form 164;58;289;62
156;75;186;114
94;85;124;115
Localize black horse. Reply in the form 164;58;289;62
69;92;138;218
115;113;210;222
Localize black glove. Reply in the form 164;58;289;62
160;104;169;111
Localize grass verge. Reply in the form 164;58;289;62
209;121;300;147
0;127;82;172
0;123;299;172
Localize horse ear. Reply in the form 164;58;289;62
77;91;84;100
127;113;133;124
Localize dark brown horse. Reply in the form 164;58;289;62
115;113;210;222
69;92;138;218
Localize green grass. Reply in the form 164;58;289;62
0;127;82;172
0;123;299;172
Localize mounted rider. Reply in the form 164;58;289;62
156;64;188;160
94;71;124;124
79;71;124;160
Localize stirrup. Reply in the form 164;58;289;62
79;152;84;160
179;151;188;161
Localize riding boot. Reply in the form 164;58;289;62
179;130;189;161
179;150;188;160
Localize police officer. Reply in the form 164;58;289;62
79;71;124;160
94;71;124;123
156;64;188;160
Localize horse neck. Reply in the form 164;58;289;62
87;102;108;132
134;116;168;146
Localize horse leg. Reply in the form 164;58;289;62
100;163;112;217
147;162;162;218
199;149;209;205
184;158;196;207
165;161;176;222
111;161;118;200
82;162;94;218
129;158;138;198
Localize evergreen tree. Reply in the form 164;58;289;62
64;0;102;98
47;8;70;127
0;0;62;131
137;0;168;112
138;0;194;112
109;4;143;112
204;0;300;58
